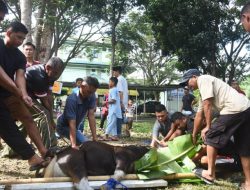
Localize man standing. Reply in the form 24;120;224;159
112;66;128;137
72;78;83;94
56;76;99;149
179;69;250;189
181;86;196;115
23;42;40;68
0;13;48;170
150;104;171;148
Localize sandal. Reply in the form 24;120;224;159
29;159;50;171
98;136;107;141
193;168;215;185
110;137;119;141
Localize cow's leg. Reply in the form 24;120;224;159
100;159;127;190
74;177;93;190
112;159;127;180
65;152;93;190
44;155;67;177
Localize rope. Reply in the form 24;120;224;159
104;178;128;190
32;104;53;148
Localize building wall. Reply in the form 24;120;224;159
57;40;111;83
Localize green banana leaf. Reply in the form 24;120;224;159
135;134;202;181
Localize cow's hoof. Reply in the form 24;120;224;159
100;184;110;190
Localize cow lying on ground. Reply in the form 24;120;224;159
44;141;150;190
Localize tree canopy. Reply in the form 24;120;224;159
142;0;250;82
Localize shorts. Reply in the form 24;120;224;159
205;107;250;156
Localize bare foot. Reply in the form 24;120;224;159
201;169;215;181
241;183;250;190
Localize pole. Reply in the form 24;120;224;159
0;173;196;185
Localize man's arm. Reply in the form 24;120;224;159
68;119;78;149
150;121;161;147
201;98;213;141
0;66;22;98
40;91;56;128
162;123;177;142
15;69;33;106
191;95;197;107
192;111;204;144
119;91;124;109
87;108;97;141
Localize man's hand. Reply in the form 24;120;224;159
192;134;197;145
22;95;33;107
71;144;79;150
159;140;167;147
201;126;209;141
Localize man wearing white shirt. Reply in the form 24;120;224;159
112;66;128;137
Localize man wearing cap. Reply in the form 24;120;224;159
112;66;128;137
181;86;196;116
180;69;250;187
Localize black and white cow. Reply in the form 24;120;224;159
44;141;150;190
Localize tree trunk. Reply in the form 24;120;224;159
40;1;56;63
110;24;116;76
20;0;32;43
33;0;47;61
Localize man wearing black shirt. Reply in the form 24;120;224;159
0;17;48;169
181;86;196;115
25;57;64;148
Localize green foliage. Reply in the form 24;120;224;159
135;134;201;181
142;0;250;81
116;11;179;99
241;75;250;98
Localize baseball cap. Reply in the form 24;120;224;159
179;69;201;86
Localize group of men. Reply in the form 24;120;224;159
0;1;65;170
0;0;130;169
0;1;250;189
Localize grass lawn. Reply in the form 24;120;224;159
92;117;242;190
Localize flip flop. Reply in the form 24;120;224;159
110;137;119;141
98;137;109;141
29;159;50;171
193;168;214;185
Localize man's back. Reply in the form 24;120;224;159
117;75;128;108
152;119;171;138
0;39;26;98
182;93;195;111
25;64;50;98
58;92;96;128
197;75;250;114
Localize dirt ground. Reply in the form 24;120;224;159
0;128;244;190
